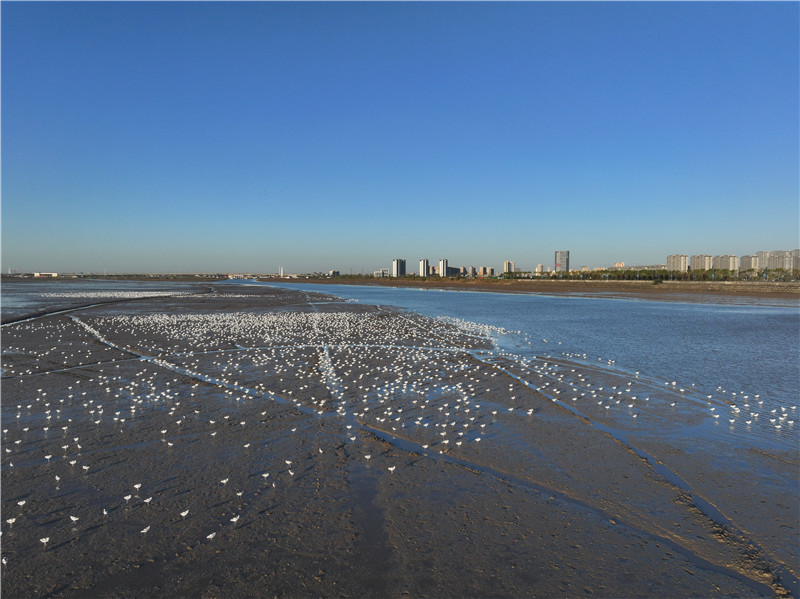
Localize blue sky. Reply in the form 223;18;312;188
2;2;798;274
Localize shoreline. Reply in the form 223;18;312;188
262;276;800;304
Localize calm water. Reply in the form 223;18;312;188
0;279;201;320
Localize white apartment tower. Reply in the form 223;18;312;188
419;259;429;277
712;255;738;271
666;254;688;272
438;258;448;278
690;255;713;271
391;259;406;277
503;260;515;274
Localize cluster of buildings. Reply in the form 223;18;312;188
372;249;799;279
377;259;498;278
377;252;573;279
666;250;800;273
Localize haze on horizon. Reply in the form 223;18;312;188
2;2;798;275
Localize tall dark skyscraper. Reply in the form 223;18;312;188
554;250;570;273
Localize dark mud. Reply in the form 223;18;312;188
1;284;795;597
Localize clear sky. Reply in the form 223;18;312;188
2;1;798;274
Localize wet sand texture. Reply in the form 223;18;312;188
1;285;796;598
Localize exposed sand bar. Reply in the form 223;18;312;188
1;285;796;597
285;277;800;304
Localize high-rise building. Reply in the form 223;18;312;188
739;255;758;272
666;254;688;272
391;259;406;277
503;260;515;274
768;250;795;271
690;255;712;271
712;255;738;271
535;264;544;275
438;258;448;278
419;259;429;277
468;266;476;277
554;251;570;273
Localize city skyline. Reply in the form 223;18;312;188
10;246;798;278
2;2;798;274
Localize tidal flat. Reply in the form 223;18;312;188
1;283;796;598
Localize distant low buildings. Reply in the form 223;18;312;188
33;272;58;277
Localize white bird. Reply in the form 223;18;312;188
141;526;150;534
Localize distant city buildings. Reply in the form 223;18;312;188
554;251;569;273
739;255;758;272
690;255;712;271
712;255;737;271
391;259;406;278
366;248;797;282
666;250;799;274
667;255;688;272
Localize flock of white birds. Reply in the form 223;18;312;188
1;288;795;573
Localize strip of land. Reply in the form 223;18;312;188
273;276;800;302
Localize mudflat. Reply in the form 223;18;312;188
1;284;795;598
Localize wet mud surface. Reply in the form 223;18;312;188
1;284;797;597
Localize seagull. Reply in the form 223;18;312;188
141;526;150;534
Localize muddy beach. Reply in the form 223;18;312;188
1;284;796;598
